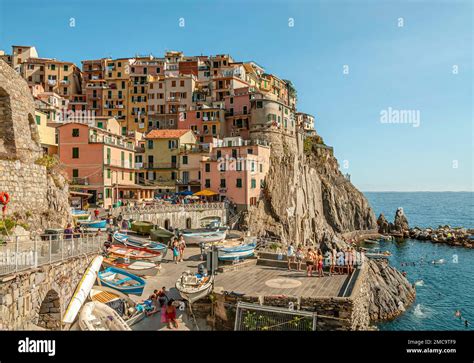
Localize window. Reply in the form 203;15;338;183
172;80;176;87
182;155;188;165
230;97;234;104
35;115;41;125
72;147;79;159
205;163;210;172
236;178;242;188
247;148;253;154
260;164;263;173
256;101;263;108
51;64;56;71
129;172;133;181
72;169;79;178
251;178;256;189
105;188;111;198
196;112;200;119
236;161;242;171
232;149;237;158
168;140;177;149
117;62;122;67
107;169;111;179
220;179;226;188
180;80;184;87
72;128;79;137
122;126;127;135
216;150;222;158
147;140;153;149
205;179;211;188
97;121;103;129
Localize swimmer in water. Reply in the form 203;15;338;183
455;310;462;319
465;320;469;328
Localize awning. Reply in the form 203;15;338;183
193;189;218;196
69;191;93;197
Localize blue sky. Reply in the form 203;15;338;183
1;0;472;191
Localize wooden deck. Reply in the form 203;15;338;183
214;265;348;298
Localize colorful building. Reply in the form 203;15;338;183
296;112;316;135
34;110;58;155
200;137;270;210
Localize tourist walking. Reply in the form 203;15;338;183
165;300;178;329
64;223;73;239
172;238;180;264
178;234;186;262
287;243;295;270
305;248;315;277
336;249;345;274
316;250;324;277
295;245;304;271
93;208;100;220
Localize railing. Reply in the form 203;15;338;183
71;177;89;185
114;202;226;216
142;162;177;169
0;233;104;276
104;158;135;169
89;134;135;151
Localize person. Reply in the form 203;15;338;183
64;223;73;239
305;248;315;277
93;208;100;220
329;248;337;276
465;319;470;328
165;300;178;329
157;287;168;308
455;310;462;319
347;247;354;274
121;218;128;231
316;250;324;277
146;290;160;316
336;249;345;274
295;246;304;271
172;238;179;264
287;243;295;270
117;212;123;224
178;234;186;262
96;228;102;237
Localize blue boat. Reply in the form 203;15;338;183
98;267;145;296
79;219;107;229
219;242;256;253
218;242;256;261
113;232;168;259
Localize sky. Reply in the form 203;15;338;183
0;0;472;191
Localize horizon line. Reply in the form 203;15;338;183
361;190;474;193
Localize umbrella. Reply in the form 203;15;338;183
179;190;194;196
193;189;218;197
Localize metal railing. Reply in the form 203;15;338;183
115;202;226;216
0;233;104;276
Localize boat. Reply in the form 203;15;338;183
181;228;228;245
89;285;145;327
71;209;91;221
363;239;380;244
113;232;168;259
102;256;158;276
175;271;214;303
62;255;104;325
218;242;256;261
79;219;107;229
78;301;131;331
131;221;154;235
98;267;146;296
150;226;175;243
107;245;162;263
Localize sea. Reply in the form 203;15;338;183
363;192;474;331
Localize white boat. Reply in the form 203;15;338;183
218;242;256;261
102;256;158;277
181;229;227;245
175;271;214;303
79;301;131;331
89;285;145;327
62;255;104;325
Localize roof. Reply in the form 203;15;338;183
145;129;191;139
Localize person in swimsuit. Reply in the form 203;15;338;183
306;248;315;277
330;248;337;276
172;238;179;264
336;249;345;274
165;300;178;329
316;250;324;277
178;234;186;262
287;243;295;270
295;246;304;271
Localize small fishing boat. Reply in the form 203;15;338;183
175;271;214;303
79;301;131;331
131;221;154;235
113;232;167;259
150;226;175;243
363;239;380;244
79;219;107;229
107;245;162;263
89;285;145;327
181;228;228;245
218;242;256;261
63;255;103;325
71;209;91;221
102;256;158;276
98;267;146;296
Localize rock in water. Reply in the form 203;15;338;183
366;259;416;321
377;213;390;234
394;207;409;232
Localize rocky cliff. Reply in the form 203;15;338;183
245;130;377;247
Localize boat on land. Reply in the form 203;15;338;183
79;219;107;229
181;228;228;245
79;301;131;331
218;242;256;261
113;232;167;259
62;255;104;325
71;209;91;221
107;245;162;263
98;267;146;296
175;271;214;303
131;221;154;235
102;256;158;276
150;226;175;244
89;285;145;327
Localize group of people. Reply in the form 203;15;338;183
171;234;187;264
141;287;179;329
286;243;362;277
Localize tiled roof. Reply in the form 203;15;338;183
145;129;190;139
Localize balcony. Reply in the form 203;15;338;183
89;134;135;151
167;96;182;102
104;159;135;169
71;177;89;185
142;162;177;169
47;79;57;86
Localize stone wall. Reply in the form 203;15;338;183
0;59;70;232
0;254;97;330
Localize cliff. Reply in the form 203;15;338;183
245;130;377;247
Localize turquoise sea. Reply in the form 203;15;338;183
363;192;474;331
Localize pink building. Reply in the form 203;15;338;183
224;86;252;139
200;137;270;210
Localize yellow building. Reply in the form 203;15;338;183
34;110;58;155
177;143;211;193
143;129;197;192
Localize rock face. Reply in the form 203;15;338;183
394;207;409;232
245;130;377;249
377;213;390;234
0;59;70;232
367;259;416;321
